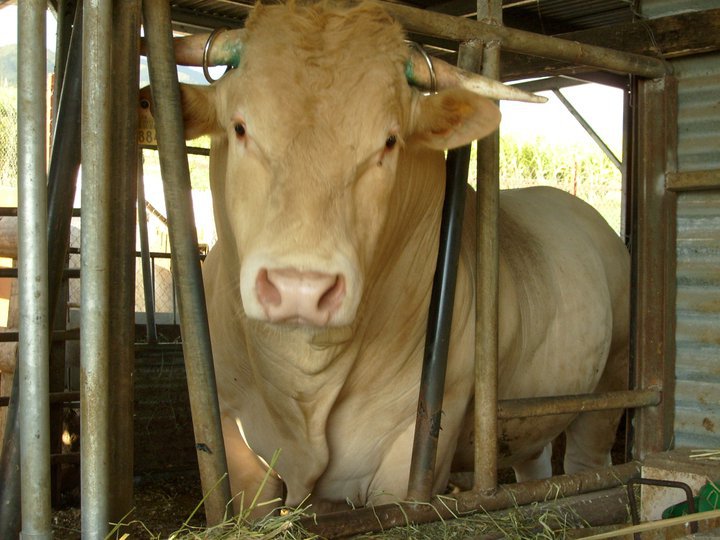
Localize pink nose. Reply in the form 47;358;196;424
255;268;346;326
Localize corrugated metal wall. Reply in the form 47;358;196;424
639;0;720;448
671;53;720;447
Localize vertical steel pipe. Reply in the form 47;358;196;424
80;0;113;537
407;144;472;501
1;3;85;533
107;0;140;522
47;1;83;510
137;157;158;344
52;0;78;113
48;1;83;325
142;0;232;524
18;1;52;539
474;0;502;494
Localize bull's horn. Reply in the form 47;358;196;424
407;48;547;104
141;28;246;69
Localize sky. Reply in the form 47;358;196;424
0;4;624;153
0;5;56;49
500;83;624;152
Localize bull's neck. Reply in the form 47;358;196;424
243;318;355;397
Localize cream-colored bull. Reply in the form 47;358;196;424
159;1;628;515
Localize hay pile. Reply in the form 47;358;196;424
107;495;586;539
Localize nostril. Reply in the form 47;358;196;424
318;275;345;313
256;269;282;307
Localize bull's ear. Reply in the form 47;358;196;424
409;88;501;150
178;84;221;139
138;84;220;140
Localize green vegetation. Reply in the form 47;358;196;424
470;135;623;234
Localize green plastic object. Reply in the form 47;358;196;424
661;481;720;519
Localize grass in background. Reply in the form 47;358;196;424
470;135;623;235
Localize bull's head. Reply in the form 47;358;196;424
144;2;542;329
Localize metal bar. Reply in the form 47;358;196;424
0;208;81;217
107;0;140;522
47;5;84;507
474;0;502;495
0;268;79;279
0;392;81;408
137;155;158;344
0;329;80;343
621;77;633;248
18;0;52;538
627;478;698;539
405;35;487;505
551;89;621;170
142;0;232;525
498;389;661;419
406;145;472;502
80;0;114;536
52;0;74;116
0;4;82;525
501;8;720;81
304;461;641;538
381;3;668;79
666;169;720;191
47;0;83;323
159;3;667;79
629;77;677;460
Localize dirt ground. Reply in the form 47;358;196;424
52;472;206;539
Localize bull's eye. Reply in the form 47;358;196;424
234;123;246;139
385;134;397;150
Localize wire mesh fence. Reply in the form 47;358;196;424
67;219;180;328
0;86;17;188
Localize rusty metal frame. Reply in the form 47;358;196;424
627;76;678;460
499;389;661;419
1;0;680;536
473;0;503;495
107;0;141;523
161;0;671;535
397;0;673;535
381;3;667;79
303;462;641;538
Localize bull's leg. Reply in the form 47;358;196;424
221;415;284;519
563;341;629;474
512;442;552;482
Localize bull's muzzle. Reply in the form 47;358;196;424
255;268;346;327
